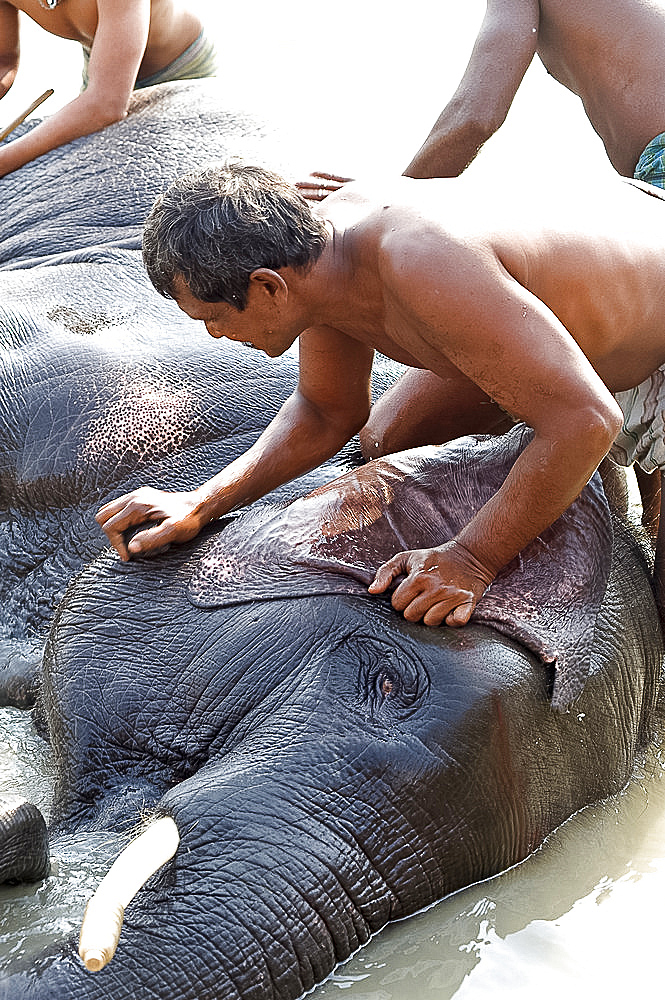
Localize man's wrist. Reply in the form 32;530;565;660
191;484;235;527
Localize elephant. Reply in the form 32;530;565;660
0;79;399;705
0;75;662;1000
0;79;276;648
0;423;662;1000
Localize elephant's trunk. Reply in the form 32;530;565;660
78;815;180;971
0;792;50;883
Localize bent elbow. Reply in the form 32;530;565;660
448;95;510;146
583;399;624;458
84;95;130;133
601;398;624;447
468;109;507;143
96;104;129;130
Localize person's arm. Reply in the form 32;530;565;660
369;238;623;625
0;0;150;178
96;327;375;560
0;2;19;100
404;0;540;178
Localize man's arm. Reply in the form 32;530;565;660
404;0;540;178
96;328;375;560
369;238;622;625
0;0;150;177
0;2;19;100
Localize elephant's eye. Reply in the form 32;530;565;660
374;670;399;705
340;633;430;719
363;651;428;718
365;661;422;717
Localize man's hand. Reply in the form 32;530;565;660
368;540;495;627
295;171;353;202
95;487;205;562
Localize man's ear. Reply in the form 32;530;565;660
248;268;288;302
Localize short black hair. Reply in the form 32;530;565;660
142;162;328;309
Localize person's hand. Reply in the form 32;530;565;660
95;487;205;562
295;171;353;202
368;540;495;627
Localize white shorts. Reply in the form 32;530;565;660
611;366;665;472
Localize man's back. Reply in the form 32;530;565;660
322;174;665;389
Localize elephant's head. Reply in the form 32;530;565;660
1;427;660;1000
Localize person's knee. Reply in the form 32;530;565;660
359;405;430;460
359;413;392;460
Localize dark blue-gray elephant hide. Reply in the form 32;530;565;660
0;429;661;1000
0;78;663;1000
189;426;611;709
0;80;279;270
0;81;401;655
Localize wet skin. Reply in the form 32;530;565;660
405;0;665;180
0;0;202;177
97;173;665;628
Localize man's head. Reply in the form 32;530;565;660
142;162;329;311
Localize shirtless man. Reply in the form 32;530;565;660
0;0;216;178
323;0;665;530
96;163;665;627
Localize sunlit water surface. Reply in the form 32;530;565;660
1;1;663;996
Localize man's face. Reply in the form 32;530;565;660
173;275;296;358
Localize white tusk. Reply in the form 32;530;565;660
78;816;180;972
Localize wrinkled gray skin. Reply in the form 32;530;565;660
0;80;396;701
1;428;663;1000
0;79;662;1000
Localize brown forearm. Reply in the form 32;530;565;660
405;0;538;180
0;94;126;177
454;426;618;577
191;390;365;524
403;115;493;179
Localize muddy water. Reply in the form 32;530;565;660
3;693;665;993
0;0;661;994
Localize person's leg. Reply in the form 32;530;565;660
631;138;665;529
634;465;661;538
359;367;513;460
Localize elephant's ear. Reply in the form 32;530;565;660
188;425;612;710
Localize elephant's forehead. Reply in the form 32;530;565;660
188;427;613;710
